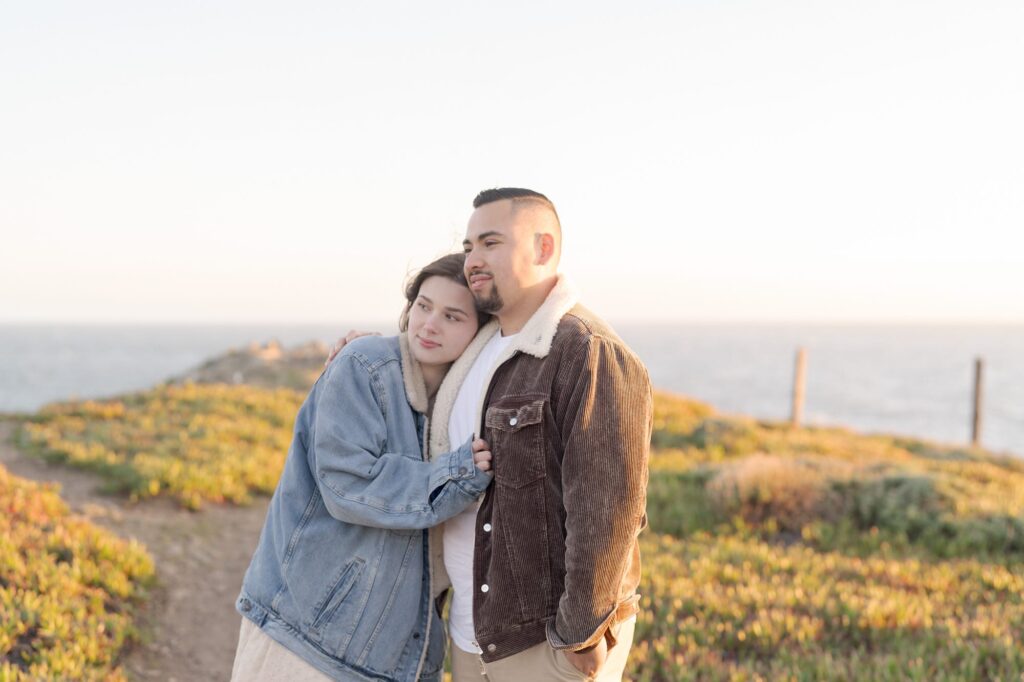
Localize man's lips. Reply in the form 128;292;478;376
417;337;440;349
469;273;492;290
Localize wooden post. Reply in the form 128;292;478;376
791;348;807;428
971;357;984;447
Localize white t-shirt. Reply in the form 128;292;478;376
444;330;517;654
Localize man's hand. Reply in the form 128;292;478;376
563;638;608;678
324;330;380;366
471;438;492;472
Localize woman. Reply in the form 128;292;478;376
232;253;495;682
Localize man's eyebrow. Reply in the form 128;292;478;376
462;230;503;246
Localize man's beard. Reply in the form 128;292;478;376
474;284;504;314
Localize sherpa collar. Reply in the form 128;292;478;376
502;274;579;360
426;274;578;459
398;333;429;414
427;318;500;460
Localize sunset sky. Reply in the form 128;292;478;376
2;1;1022;324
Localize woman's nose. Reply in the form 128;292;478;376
422;313;440;333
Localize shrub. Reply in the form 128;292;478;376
838;474;951;538
646;469;720;538
705;454;841;532
650;391;715;449
687;418;763;457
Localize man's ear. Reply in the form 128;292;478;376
534;232;556;266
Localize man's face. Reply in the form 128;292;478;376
462;200;541;315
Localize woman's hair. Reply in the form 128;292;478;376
399;252;490;331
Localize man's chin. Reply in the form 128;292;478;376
472;289;503;315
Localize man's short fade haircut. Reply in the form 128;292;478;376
472;187;561;228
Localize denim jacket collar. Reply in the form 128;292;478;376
398;333;429;414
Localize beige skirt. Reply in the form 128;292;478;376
230;617;332;682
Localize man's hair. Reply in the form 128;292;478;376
472;187;561;229
399;252;491;331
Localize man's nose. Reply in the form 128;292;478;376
464;247;482;271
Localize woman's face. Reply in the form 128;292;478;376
406;276;480;369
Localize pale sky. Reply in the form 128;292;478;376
2;1;1022;324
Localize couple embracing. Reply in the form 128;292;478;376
232;188;653;681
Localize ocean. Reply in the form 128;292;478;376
1;323;1022;457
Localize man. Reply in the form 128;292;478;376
327;188;652;681
443;188;652;681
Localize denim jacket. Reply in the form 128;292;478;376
236;335;491;681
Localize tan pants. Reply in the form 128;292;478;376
450;619;635;682
230;617;332;682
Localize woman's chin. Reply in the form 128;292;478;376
412;347;446;368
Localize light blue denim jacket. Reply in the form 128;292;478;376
236;335;490;681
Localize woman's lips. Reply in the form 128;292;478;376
417;337;440;349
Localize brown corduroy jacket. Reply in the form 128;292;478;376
465;278;653;663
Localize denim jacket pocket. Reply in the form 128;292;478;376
308;557;365;650
485;397;547;488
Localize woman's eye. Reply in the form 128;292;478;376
418;302;429;311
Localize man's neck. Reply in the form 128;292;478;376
496;276;558;335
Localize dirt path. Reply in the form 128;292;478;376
0;421;270;682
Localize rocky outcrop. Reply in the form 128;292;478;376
171;340;328;391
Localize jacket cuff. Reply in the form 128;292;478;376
545;594;641;652
448;439;492;495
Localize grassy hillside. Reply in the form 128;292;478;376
0;464;154;680
18;383;304;509
13;385;1024;680
632;391;1024;680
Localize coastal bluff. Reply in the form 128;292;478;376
170;339;329;391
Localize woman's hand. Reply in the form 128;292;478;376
324;330;380;366
472;438;492;472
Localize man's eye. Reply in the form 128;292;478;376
484;241;497;247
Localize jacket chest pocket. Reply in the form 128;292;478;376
485;398;547;488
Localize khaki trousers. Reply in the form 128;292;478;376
450;619;635;682
230;617;332;682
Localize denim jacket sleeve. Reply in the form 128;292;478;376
309;353;491;530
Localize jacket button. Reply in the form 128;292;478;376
239;599;252;612
483;523;492;532
458;467;468;476
509;417;518;426
413;632;420;639
481;584;489;593
487;643;497;653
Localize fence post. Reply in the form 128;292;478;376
971;357;984;447
791;348;807;428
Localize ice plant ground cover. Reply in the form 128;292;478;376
19;383;304;510
10;386;1024;680
0;465;154;681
